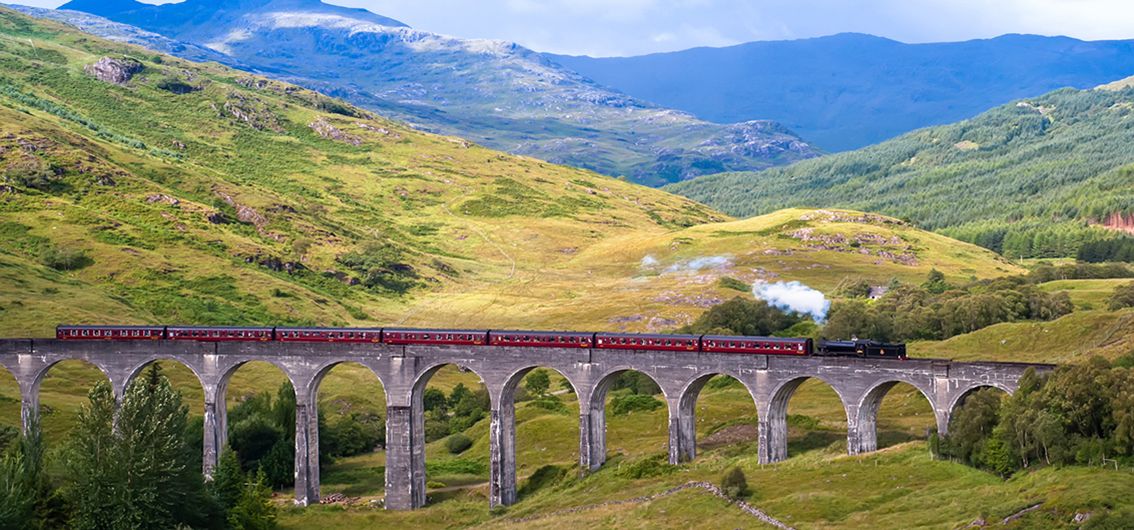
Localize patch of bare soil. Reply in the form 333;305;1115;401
701;424;759;449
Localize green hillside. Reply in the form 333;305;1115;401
0;8;1019;338
2;7;1133;529
668;84;1134;260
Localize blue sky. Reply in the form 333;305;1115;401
22;0;1134;56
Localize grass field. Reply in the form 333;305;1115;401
0;8;1131;528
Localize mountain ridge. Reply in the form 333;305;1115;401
42;0;817;185
550;32;1134;151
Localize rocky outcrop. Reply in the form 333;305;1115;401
84;57;143;85
221;92;284;132
1100;212;1134;235
309;118;362;146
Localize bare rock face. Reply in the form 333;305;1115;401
309;117;362;146
84;57;143;85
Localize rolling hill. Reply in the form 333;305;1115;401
5;8;1133;529
667;83;1134;259
550;33;1134;151
0;6;1018;338
16;1;818;186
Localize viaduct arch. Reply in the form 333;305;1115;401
0;338;1052;510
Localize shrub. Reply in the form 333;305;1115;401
527;396;568;414
322;413;383;458
610;371;661;395
336;242;419;294
3;155;58;190
40;245;92;271
615;455;676;480
610;393;663;416
517;465;565;498
834;277;873;298
679;296;802;336
721;466;749;498
446;433;473;455
718;276;750;292
1108;281;1134;310
423;415;451;442
706;375;743;390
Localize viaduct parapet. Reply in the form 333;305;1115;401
0;339;1052;510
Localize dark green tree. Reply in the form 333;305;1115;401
944;388;1003;466
0;416;63;529
720;466;749;498
211;448;244;513
524;369;551;398
66;364;210;529
422;388;448;414
922;269;950;294
680;296;802;336
227;468;277;530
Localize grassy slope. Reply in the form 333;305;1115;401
0;7;1016;339
666;84;1134;252
0;8;1127;529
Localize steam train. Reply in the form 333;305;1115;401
55;325;907;359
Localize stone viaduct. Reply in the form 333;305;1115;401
0;339;1052;510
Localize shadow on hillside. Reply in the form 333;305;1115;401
787;428;845;454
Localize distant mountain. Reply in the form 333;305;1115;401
550;33;1134;151
8;5;244;67
41;0;817;186
667;83;1134;259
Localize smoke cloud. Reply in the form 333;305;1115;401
664;255;732;273
752;280;830;322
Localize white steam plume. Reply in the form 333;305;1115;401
665;255;732;273
752;280;830;322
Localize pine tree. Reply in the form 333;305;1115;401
66;382;119;530
227;468;277;530
211;448;245;512
67;365;211;529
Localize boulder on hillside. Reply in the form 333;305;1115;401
84;57;143;85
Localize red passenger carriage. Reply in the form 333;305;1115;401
701;336;812;355
166;326;273;341
276;327;382;343
489;331;593;348
57;325;165;340
382;329;488;346
594;333;699;351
